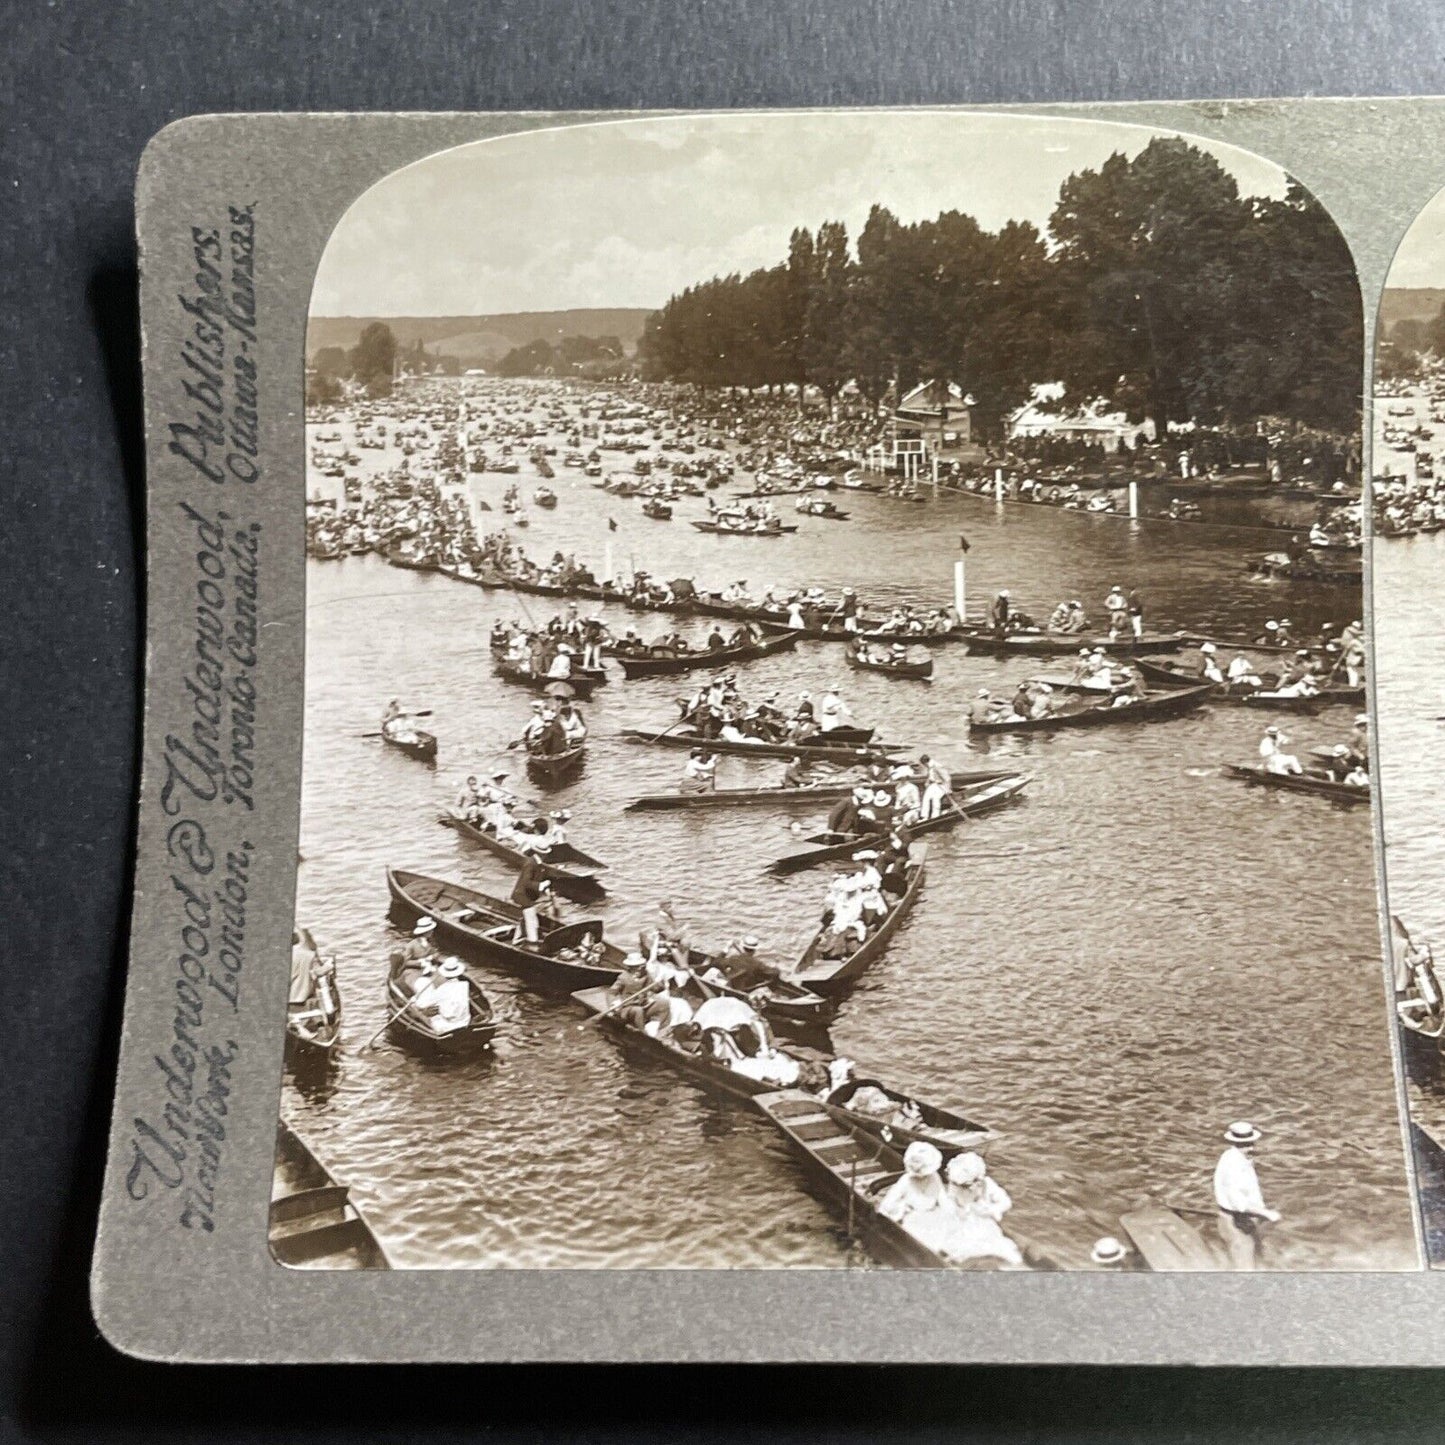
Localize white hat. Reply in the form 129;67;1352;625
903;1141;943;1177
413;917;437;936
1091;1236;1128;1265
438;959;465;979
945;1151;986;1186
1225;1121;1262;1145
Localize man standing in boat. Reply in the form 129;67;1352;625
1213;1121;1281;1269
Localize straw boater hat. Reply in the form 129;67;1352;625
1225;1121;1262;1146
1091;1236;1128;1265
413;917;437;936
438;959;465;979
903;1141;943;1177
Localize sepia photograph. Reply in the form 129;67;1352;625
273;111;1411;1275
1372;188;1445;1266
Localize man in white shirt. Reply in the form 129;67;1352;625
1213;1121;1281;1269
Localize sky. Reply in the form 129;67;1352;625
311;111;1294;318
1385;188;1445;289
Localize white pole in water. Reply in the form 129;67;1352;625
994;467;1004;502
1128;480;1139;519
954;558;966;623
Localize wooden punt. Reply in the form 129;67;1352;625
624;768;1013;811
615;628;799;678
792;849;927;995
969;684;1214;733
270;1119;391;1269
845;641;934;680
618;728;902;763
753;1091;1047;1270
439;814;607;904
767;775;1028;875
1221;763;1370;804
961;628;1188;657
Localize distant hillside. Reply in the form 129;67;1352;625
306;310;654;366
1380;288;1445;334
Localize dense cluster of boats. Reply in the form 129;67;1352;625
291;375;1376;1272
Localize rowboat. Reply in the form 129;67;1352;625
845;640;934;680
381;727;437;763
619;727;903;763
793;848;927;995
270;1119;391;1269
385;955;497;1054
767;775;1029;875
753;1091;1047;1270
440;814;607;904
624;768;1014;811
969;684;1214;733
961;628;1188;657
615;628;799;678
494;658;603;700
572;986;994;1157
1221;763;1370;804
526;741;586;781
286;929;342;1061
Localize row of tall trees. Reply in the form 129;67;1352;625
639;139;1361;440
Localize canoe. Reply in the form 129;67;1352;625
526;741;586;781
1134;655;1363;707
961;628;1188;657
767;775;1029;874
494;658;602;700
845;641;934;680
385;955;497;1054
615;628;799;678
382;728;437;763
969;684;1214;733
792;848;928;995
571;986;994;1158
618;728;902;763
388;866;621;992
440;815;607;904
624;768;1014;811
753;1091;1046;1270
1221;763;1370;804
271;1119;391;1269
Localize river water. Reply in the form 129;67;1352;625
285;380;1416;1271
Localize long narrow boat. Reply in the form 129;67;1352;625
382;728;437;763
1134;655;1364;706
615;628;799;678
619;727;902;763
624;768;1013;812
753;1091;1047;1270
286;929;342;1062
1221;763;1370;804
845;641;934;680
387;868;826;1025
767;775;1029;875
969;684;1214;734
960;627;1188;656
792;849;928;995
439;815;607;904
494;658;603;700
385;955;497;1054
526;741;586;781
572;984;994;1157
271;1119;391;1269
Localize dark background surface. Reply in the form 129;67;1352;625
5;1;1445;1438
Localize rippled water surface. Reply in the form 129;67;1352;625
285;385;1415;1270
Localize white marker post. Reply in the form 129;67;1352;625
1128;481;1139;519
954;558;966;624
